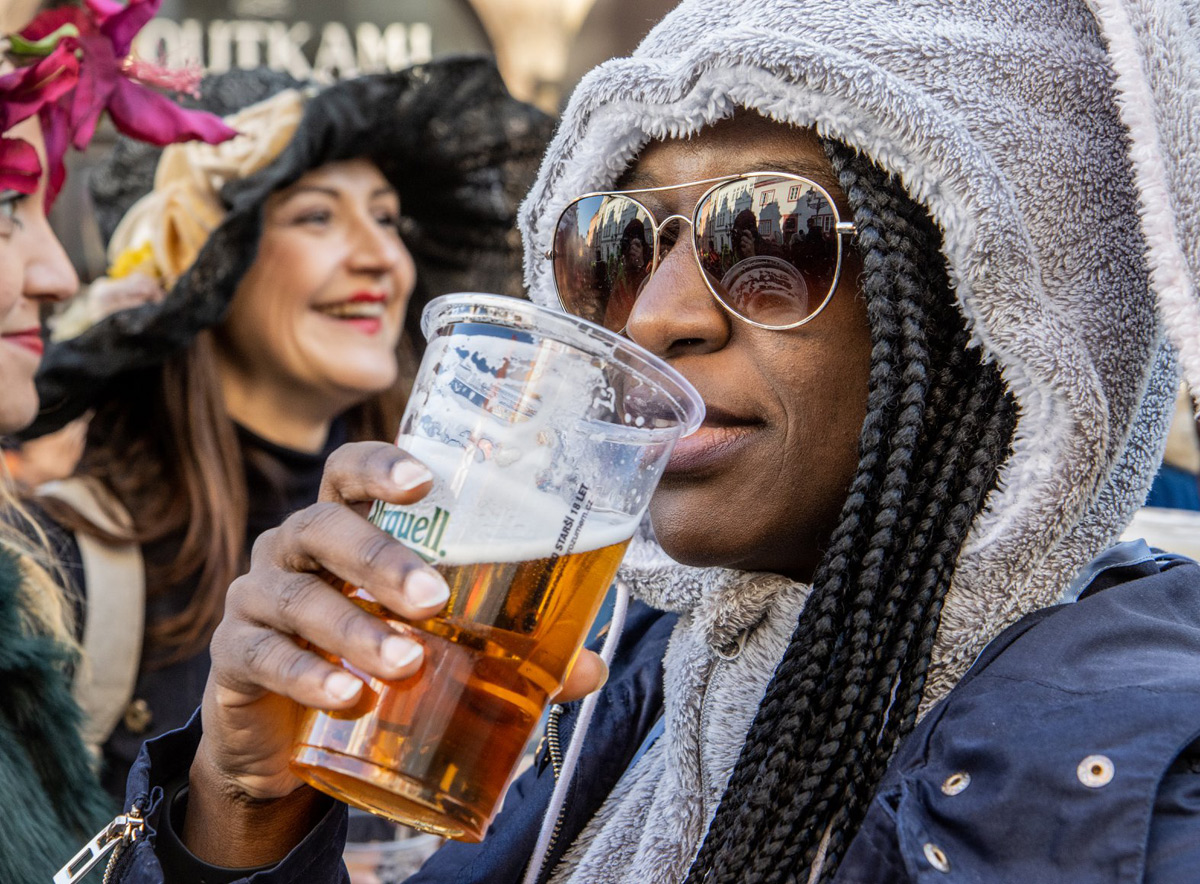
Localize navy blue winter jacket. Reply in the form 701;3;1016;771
102;545;1200;883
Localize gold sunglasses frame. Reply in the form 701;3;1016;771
546;172;858;331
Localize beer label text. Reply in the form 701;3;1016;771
537;484;592;599
373;505;451;562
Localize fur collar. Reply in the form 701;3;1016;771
0;548;113;881
618;530;801;656
553;556;813;884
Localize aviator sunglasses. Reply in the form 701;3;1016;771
547;172;857;332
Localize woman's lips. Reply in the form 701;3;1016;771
335;317;383;335
664;416;758;474
1;328;44;357
314;292;387;335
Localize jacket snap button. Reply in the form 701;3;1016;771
941;772;970;796
1077;754;1114;787
923;842;950;872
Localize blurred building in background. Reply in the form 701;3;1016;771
29;0;675;278
469;0;677;110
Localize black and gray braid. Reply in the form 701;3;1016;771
683;141;1017;884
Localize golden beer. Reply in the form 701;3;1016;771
290;294;703;842
291;537;630;841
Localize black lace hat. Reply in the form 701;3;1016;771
23;56;552;438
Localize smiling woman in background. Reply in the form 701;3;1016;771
20;59;550;797
0;110;114;884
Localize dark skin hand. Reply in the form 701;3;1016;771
183;441;608;867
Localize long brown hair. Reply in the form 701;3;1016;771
37;329;409;667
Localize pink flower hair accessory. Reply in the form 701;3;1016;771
1;0;236;205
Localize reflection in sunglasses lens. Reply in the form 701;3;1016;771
554;175;842;331
555;194;653;331
696;176;839;326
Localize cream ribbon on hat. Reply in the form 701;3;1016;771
105;88;306;288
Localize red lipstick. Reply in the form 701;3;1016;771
2;327;44;357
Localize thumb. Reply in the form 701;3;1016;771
556;650;608;703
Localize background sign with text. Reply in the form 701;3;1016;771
140;0;492;81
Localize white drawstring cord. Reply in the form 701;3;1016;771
520;578;631;884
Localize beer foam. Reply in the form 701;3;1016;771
436;515;634;566
383;433;639;565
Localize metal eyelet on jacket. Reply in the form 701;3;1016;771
923;842;951;873
1077;754;1115;788
941;771;971;796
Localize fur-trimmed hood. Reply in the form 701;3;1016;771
518;0;1198;703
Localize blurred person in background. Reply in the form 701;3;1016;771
19;58;551;801
1144;385;1200;510
1123;384;1200;560
0;0;234;876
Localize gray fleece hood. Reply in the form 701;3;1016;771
518;0;1200;703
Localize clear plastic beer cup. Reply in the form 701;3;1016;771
291;293;704;841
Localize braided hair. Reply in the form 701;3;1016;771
682;142;1018;884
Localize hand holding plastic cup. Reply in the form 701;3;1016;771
291;293;703;841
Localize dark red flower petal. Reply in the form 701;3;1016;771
106;77;237;146
97;0;164;58
0;45;80;132
38;104;71;209
0;137;43;195
18;7;90;42
66;33;119;151
8;0;232;206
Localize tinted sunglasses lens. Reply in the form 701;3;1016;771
695;176;841;327
554;195;654;331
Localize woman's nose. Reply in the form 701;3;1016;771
23;214;78;304
624;227;731;358
347;214;407;275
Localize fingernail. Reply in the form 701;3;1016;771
391;461;433;491
595;658;610;690
325;670;363;702
406;569;450;608
382;634;423;669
